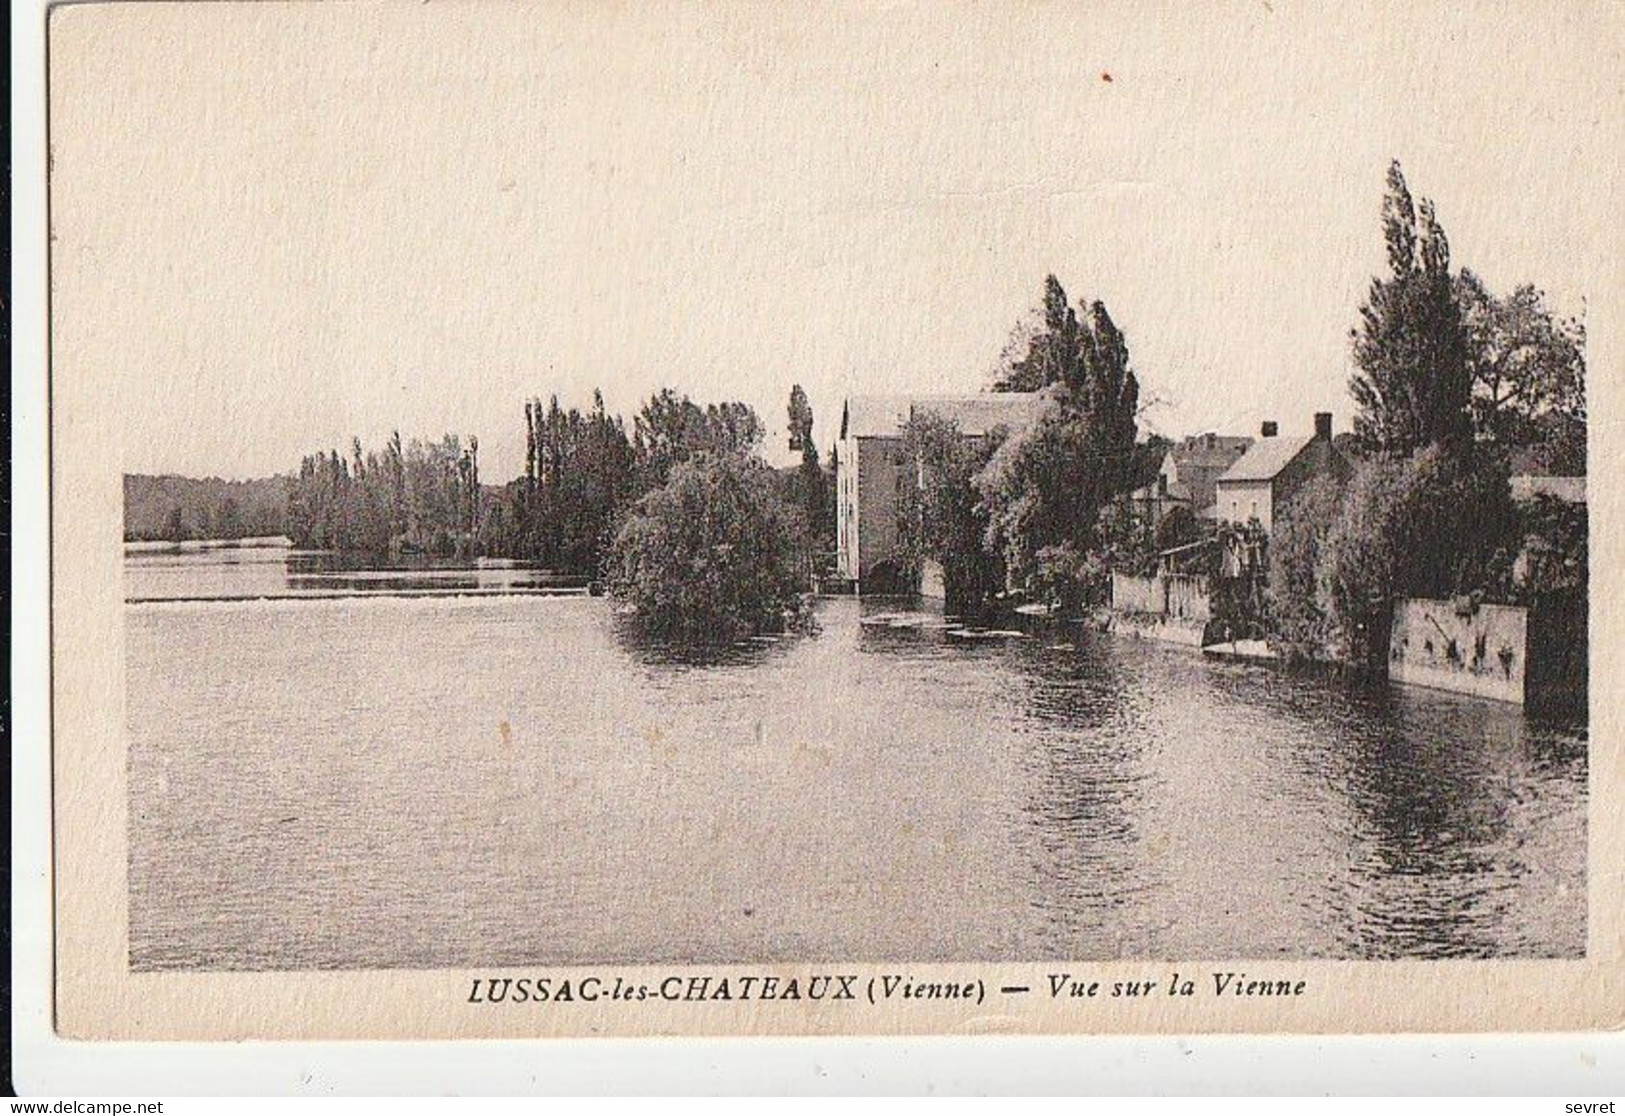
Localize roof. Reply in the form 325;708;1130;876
1169;433;1254;470
841;393;1042;440
841;396;912;439
1215;435;1315;483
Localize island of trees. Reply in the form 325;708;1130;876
259;388;829;640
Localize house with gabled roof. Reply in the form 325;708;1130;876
1213;412;1350;532
835;393;1042;591
1131;430;1256;527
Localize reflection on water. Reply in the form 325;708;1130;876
124;540;584;600
126;553;1586;970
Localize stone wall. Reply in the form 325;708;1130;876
1164;574;1212;622
1109;611;1207;646
1111;572;1213;620
1111;572;1165;615
1110;572;1214;647
1389;598;1528;705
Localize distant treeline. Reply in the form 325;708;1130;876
123;474;289;542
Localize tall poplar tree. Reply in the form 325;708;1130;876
975;279;1141;600
993;275;1082;392
1349;161;1473;455
787;384;830;545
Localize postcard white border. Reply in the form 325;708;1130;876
13;0;1625;1094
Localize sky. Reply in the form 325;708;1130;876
50;1;1618;481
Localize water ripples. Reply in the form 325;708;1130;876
125;552;1586;969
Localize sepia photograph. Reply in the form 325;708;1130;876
37;0;1623;1044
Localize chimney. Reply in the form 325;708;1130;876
1314;412;1333;440
1260;420;1278;438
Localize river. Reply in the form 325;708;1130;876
125;543;1587;969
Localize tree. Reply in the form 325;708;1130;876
1074;300;1141;462
632;390;764;490
215;496;243;539
976;282;1141;602
607;453;809;643
823;443;840;544
1265;474;1344;661
992;275;1082;392
284;433;479;555
401;435;480;556
787;385;814;454
1154;504;1200;553
1456;270;1587;473
1349;161;1474;455
1318;455;1431;667
123;475;289;542
1278;447;1519;668
786;384;832;548
164;506;188;543
1131;433;1174;494
1090;496;1158;586
896;412;1006;611
475;481;525;559
510;392;636;571
1514;494;1588;601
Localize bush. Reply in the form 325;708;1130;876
606;453;809;644
1266;475;1342;660
1514;494;1587;601
1031;543;1101;614
1268;445;1518;668
895;412;1007;611
1318;455;1420;667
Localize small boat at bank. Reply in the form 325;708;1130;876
1202;638;1278;661
948;627;1028;640
1014;602;1057;617
859;611;917;628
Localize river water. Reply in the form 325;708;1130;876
126;544;1587;970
